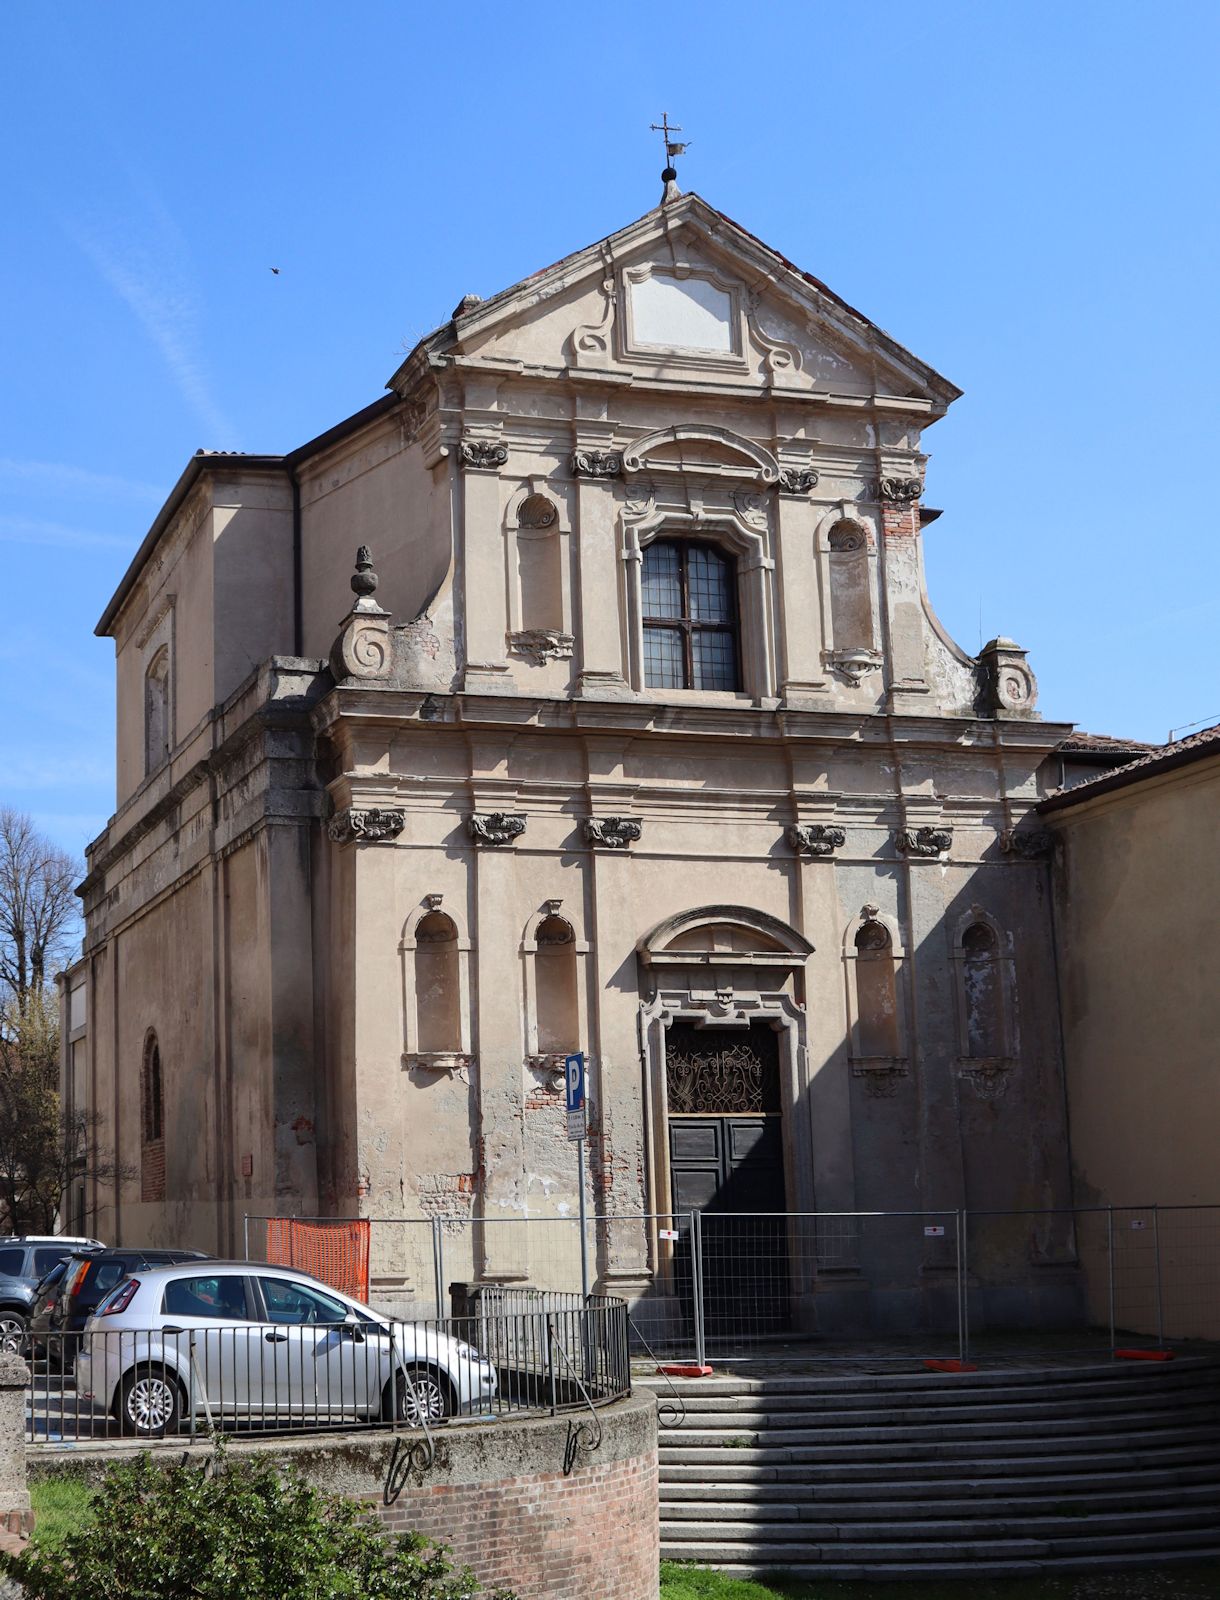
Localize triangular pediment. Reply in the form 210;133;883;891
390;192;960;409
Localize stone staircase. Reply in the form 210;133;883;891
643;1358;1220;1580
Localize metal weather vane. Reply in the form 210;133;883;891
650;113;690;186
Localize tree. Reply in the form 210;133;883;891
0;809;126;1232
0;808;79;1016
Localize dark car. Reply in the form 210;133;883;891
0;1237;104;1344
33;1247;211;1367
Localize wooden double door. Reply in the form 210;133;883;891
666;1022;790;1337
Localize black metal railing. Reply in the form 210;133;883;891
24;1294;630;1447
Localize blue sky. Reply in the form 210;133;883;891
3;1;1218;859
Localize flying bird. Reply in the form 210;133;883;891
270;267;280;275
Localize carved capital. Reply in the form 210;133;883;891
570;449;623;479
466;812;527;847
896;825;952;858
1000;826;1056;860
459;439;508;471
776;467;819;495
875;475;922;505
787;823;846;857
507;628;574;664
328;808;406;845
584;817;642;850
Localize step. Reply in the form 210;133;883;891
660;1503;1220;1546
642;1356;1220;1397
661;1525;1220;1566
658;1383;1220;1428
660;1420;1220;1467
659;1404;1220;1449
659;1476;1220;1519
666;1547;1220;1582
647;1373;1220;1414
659;1440;1220;1483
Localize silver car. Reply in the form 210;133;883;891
75;1261;497;1438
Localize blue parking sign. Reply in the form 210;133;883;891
565;1052;586;1139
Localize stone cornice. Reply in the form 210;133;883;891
313;683;1074;756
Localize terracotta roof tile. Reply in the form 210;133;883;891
1041;723;1220;813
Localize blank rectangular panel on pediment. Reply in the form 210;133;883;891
629;273;733;352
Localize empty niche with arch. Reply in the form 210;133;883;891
842;906;907;1074
508;490;572;661
144;646;171;774
401;897;473;1071
140;1029;166;1203
953;910;1016;1074
522;900;588;1086
823;517;880;685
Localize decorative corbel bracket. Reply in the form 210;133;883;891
328;808;406;845
570;449;623;479
896;825;953;858
788;823;846;857
1000;826;1056;860
459;439;508;471
466;812;527;847
584;817;643;849
508;629;574;664
875;476;922;505
776;467;820;495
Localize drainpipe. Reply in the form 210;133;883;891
291;465;302;656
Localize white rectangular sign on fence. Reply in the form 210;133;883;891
1130;1219;1148;1230
924;1225;946;1237
658;1228;679;1241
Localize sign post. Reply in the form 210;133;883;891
565;1052;590;1301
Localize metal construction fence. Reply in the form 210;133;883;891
25;1294;629;1448
247;1204;1220;1366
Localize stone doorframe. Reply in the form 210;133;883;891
636;905;815;1246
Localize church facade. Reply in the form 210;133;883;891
67;186;1081;1329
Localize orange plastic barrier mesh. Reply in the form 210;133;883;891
265;1219;370;1303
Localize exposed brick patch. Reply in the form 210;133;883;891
881;503;919;539
374;1450;658;1600
141;1137;165;1203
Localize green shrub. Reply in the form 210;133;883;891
5;1446;514;1600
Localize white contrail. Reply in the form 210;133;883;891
0;457;162;503
66;220;237;449
0;514;130;550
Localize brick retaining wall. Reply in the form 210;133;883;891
30;1391;659;1600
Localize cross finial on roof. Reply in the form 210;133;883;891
649;112;688;203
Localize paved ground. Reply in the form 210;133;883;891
632;1330;1220;1379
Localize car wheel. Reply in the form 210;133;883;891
383;1365;455;1426
0;1311;26;1353
118;1366;183;1438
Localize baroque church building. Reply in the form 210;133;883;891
67;182;1083;1329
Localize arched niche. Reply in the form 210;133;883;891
400;897;474;1071
140;1028;165;1204
952;907;1016;1071
144;646;171;775
504;481;573;658
522;900;589;1082
841;905;908;1076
